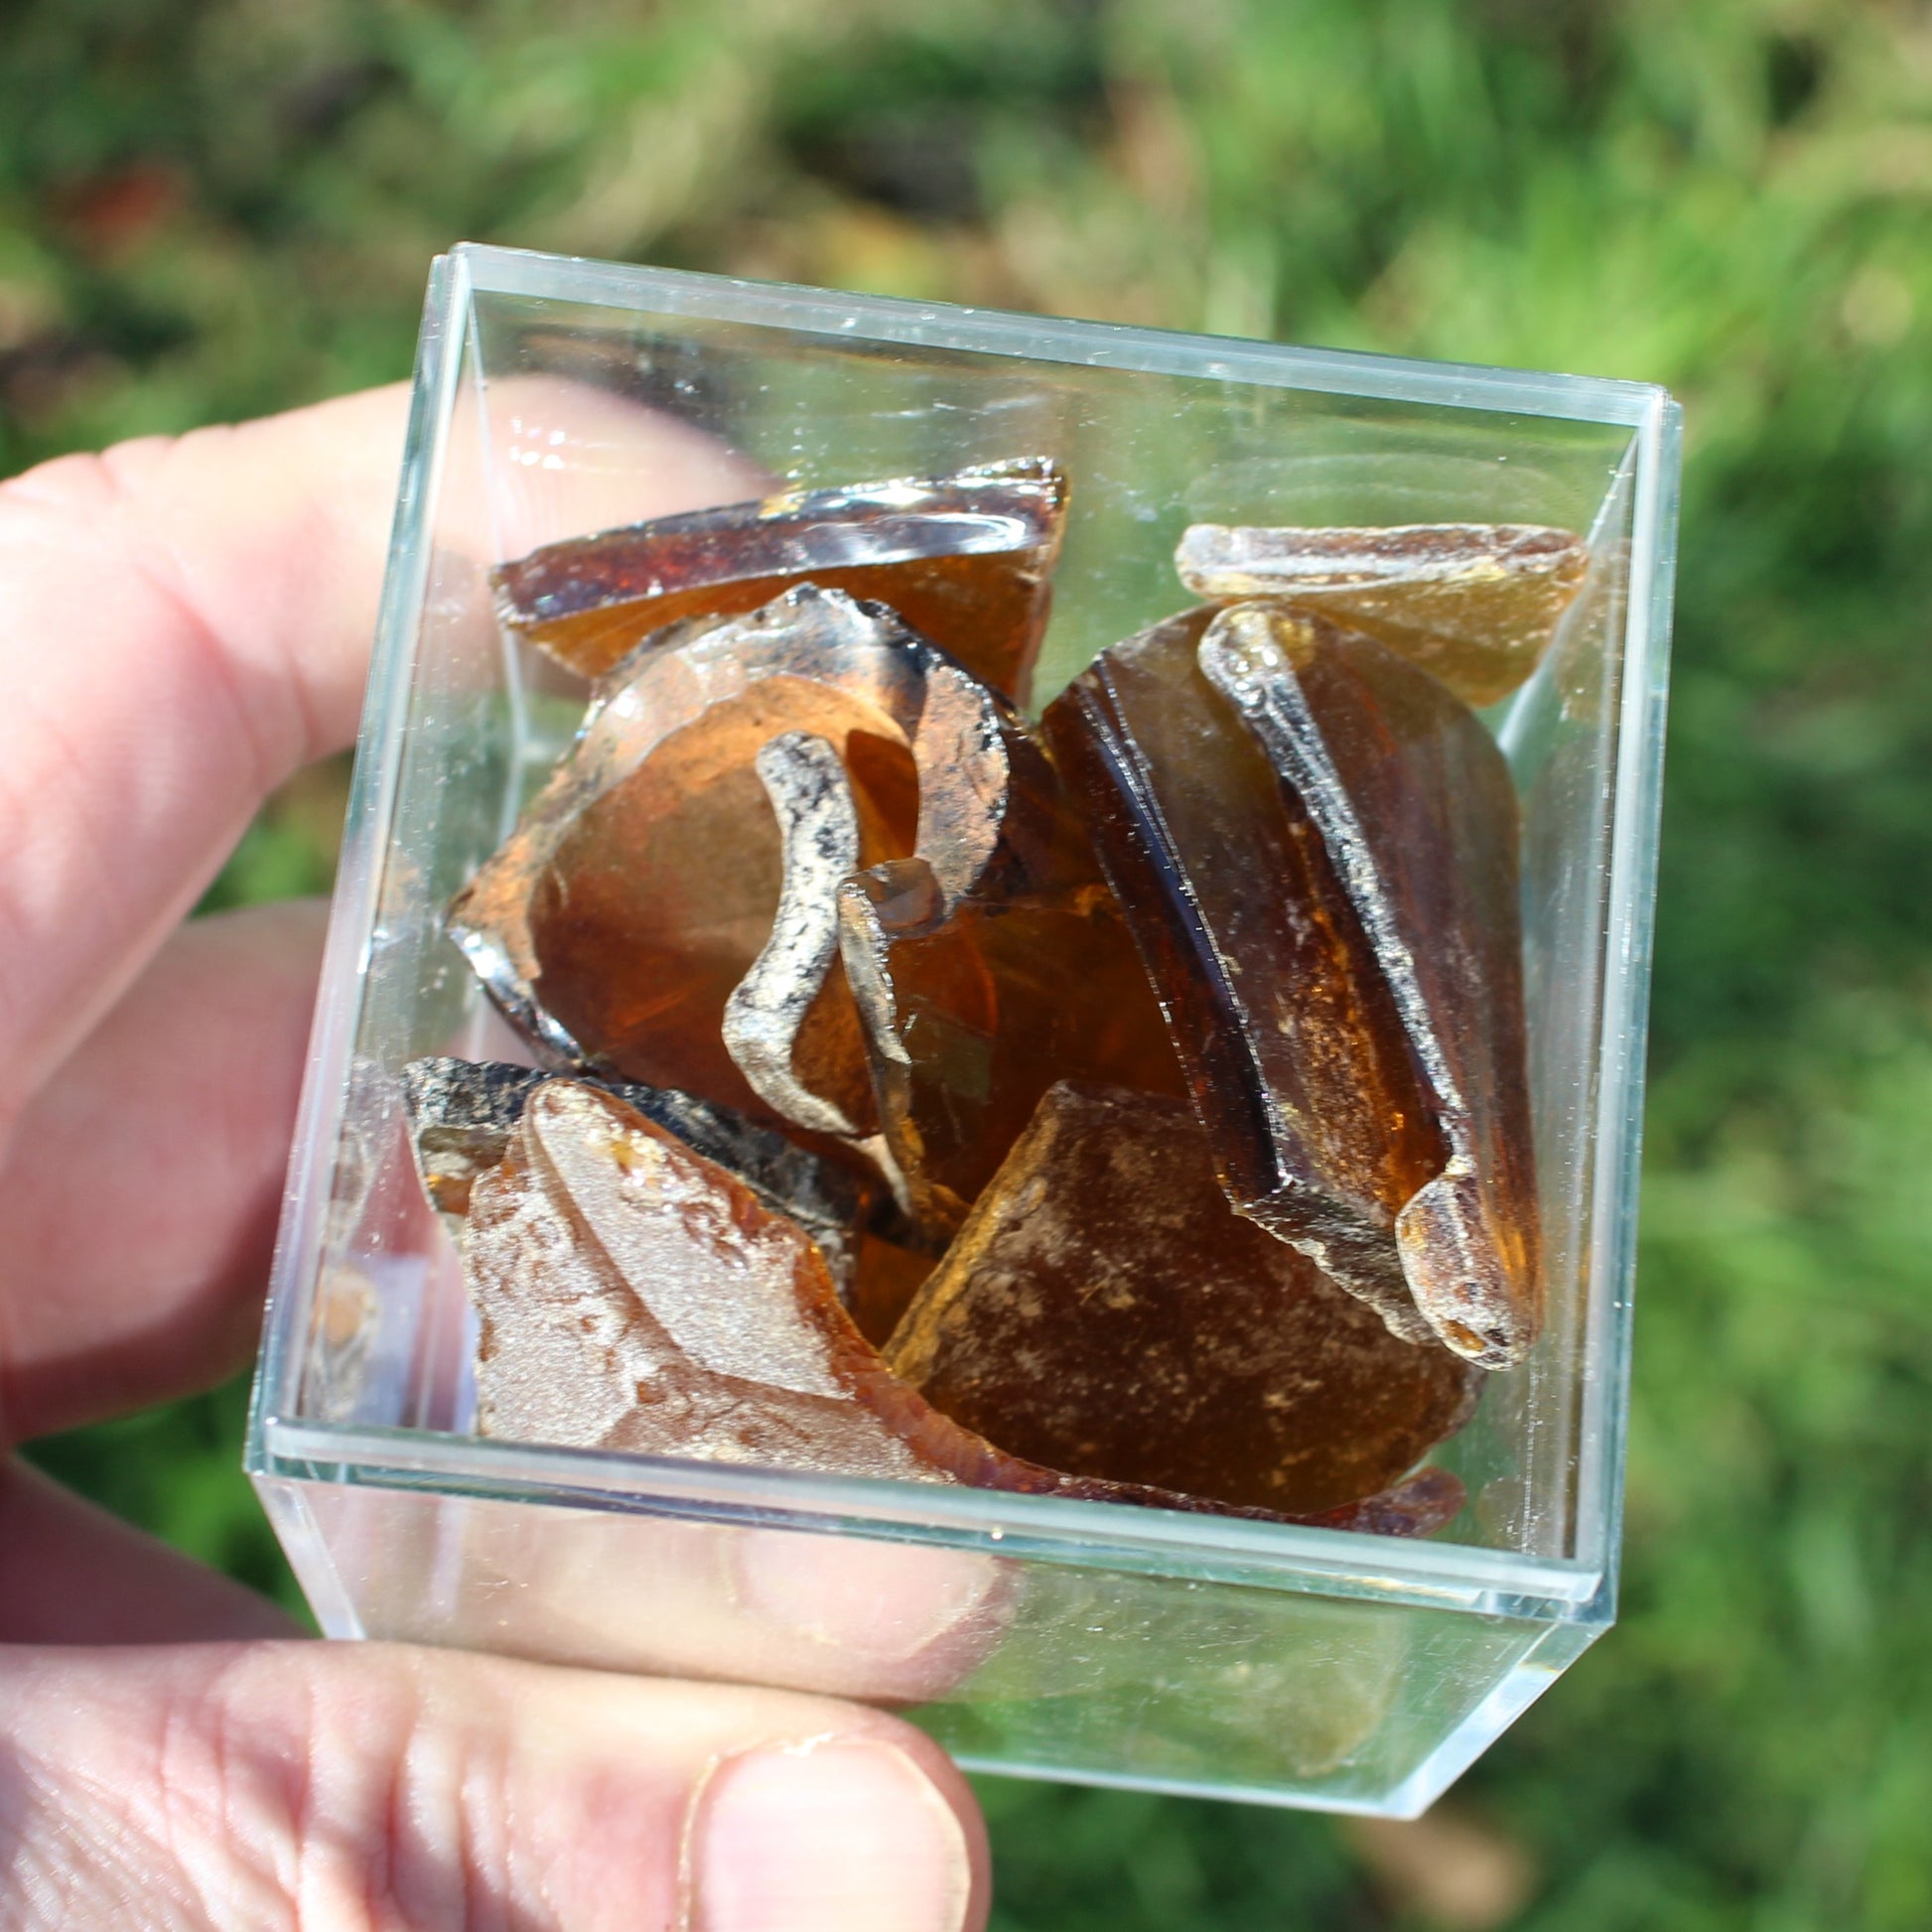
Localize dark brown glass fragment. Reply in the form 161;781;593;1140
1042;605;1539;1365
1043;608;1432;1345
400;1055;868;1287
839;839;1182;1240
1175;522;1589;708
1199;605;1541;1365
493;458;1068;704
885;1083;1480;1514
468;1080;1452;1532
466;1079;958;1476
447;585;1055;1127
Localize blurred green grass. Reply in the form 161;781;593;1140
7;2;1931;1925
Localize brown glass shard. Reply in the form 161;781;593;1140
447;584;1055;1126
1043;608;1430;1345
1042;605;1539;1366
721;731;876;1136
466;1079;958;1475
468;1080;1449;1532
839;838;1182;1239
1175;522;1589;708
401;1055;868;1288
493;458;1069;704
1199;605;1541;1364
885;1083;1480;1514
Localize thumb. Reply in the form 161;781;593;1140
0;1640;987;1931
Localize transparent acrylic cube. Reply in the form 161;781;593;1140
247;242;1679;1816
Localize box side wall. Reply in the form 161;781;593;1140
269;1471;1576;1815
457;244;1666;428
1569;394;1682;1585
251;252;472;1458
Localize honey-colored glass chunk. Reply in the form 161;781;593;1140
1175;522;1589;707
885;1083;1480;1514
448;585;1053;1127
1200;605;1541;1364
1043;608;1430;1345
401;1055;868;1288
466;1079;958;1476
494;458;1068;703
1043;604;1540;1366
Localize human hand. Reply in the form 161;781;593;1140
0;389;989;1930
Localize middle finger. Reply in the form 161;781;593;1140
0;900;327;1446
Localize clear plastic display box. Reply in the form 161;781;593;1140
246;241;1679;1816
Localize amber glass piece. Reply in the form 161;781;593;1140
493;458;1068;704
1043;605;1539;1366
400;1055;868;1288
448;584;1054;1126
466;1079;958;1475
1175;522;1589;707
1043;608;1432;1346
839;840;1182;1239
1200;605;1541;1365
886;1084;1480;1514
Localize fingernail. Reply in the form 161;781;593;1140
689;1737;973;1932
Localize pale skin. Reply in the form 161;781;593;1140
0;387;992;1931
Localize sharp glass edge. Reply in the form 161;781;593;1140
1197;612;1524;1366
722;730;867;1136
1196;614;1467;1123
1071;657;1429;1338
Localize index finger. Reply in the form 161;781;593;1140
0;381;765;1132
0;386;408;1124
